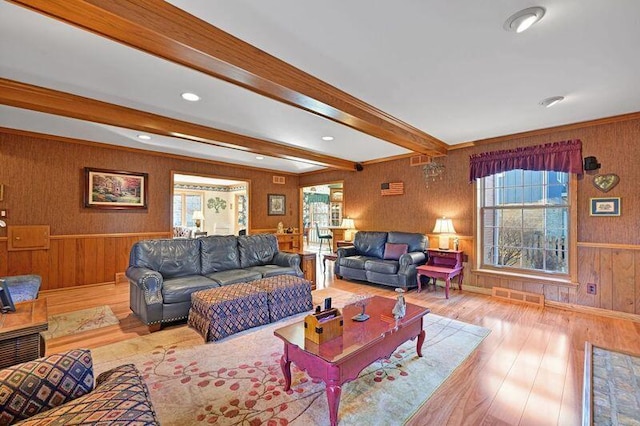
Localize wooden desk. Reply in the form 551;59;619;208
0;298;48;368
416;249;464;299
275;233;302;252
249;229;302;252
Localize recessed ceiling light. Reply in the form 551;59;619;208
181;92;201;102
321;136;334;141
137;134;151;140
255;156;264;160
539;96;565;108
504;7;546;33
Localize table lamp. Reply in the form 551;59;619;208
340;217;356;241
192;211;204;231
433;217;456;250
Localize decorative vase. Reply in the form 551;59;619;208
392;288;406;319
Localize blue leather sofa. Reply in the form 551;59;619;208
126;234;302;328
335;231;428;289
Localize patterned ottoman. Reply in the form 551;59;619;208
251;275;313;322
188;284;270;342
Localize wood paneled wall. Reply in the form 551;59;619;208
0;130;301;288
300;117;640;316
0;131;300;235
0;233;168;291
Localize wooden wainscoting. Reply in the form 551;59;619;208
468;242;640;317
575;243;640;313
0;232;170;291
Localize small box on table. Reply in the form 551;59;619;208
304;308;343;344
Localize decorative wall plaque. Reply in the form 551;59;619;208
592;174;619;193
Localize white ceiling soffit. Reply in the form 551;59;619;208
173;174;246;186
2;1;640;172
0;106;316;173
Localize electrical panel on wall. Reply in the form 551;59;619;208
273;176;286;184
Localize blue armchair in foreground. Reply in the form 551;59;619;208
0;274;41;305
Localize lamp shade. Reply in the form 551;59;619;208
433;217;456;234
340;218;355;229
192;211;204;220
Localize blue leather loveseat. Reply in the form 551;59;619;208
126;234;302;328
335;231;428;289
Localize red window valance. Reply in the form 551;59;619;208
469;139;583;182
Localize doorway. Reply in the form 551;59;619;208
172;173;250;237
300;182;343;252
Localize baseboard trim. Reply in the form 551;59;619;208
546;300;640;323
460;285;493;296
39;281;116;295
466;284;640;323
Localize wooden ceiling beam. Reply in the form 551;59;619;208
8;0;448;156
0;78;358;170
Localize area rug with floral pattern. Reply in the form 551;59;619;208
42;305;119;340
92;289;490;425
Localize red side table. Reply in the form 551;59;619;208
416;249;464;299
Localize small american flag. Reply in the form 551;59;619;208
381;182;404;196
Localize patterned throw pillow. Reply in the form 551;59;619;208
0;349;94;425
18;364;159;425
383;243;409;260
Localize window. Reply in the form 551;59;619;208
478;169;570;275
173;191;203;227
303;192;330;228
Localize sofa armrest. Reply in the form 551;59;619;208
337;246;357;259
272;252;300;268
272;252;303;276
399;251;427;268
126;266;163;305
395;252;427;289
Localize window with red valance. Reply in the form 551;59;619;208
471;139;581;280
469;139;583;182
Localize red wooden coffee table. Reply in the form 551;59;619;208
274;295;430;425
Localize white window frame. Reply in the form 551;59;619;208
475;170;578;283
173;190;204;228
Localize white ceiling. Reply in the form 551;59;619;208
2;1;639;173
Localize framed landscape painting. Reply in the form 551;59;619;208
84;167;148;209
268;194;286;216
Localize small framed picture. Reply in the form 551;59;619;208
268;194;286;216
590;197;620;216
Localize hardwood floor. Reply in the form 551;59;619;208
40;261;640;425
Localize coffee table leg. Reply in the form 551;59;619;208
326;384;342;426
416;329;426;357
280;354;292;391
